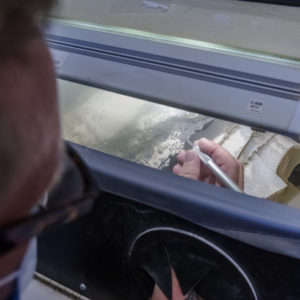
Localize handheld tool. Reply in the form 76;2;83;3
187;141;243;193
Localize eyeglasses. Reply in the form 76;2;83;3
0;143;100;256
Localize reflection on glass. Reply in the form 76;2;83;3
52;0;300;60
58;79;300;207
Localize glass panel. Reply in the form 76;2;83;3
59;79;300;207
51;0;300;60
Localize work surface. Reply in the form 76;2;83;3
59;79;300;206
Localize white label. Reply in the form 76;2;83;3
247;100;264;113
51;49;70;71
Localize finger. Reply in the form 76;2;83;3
178;150;201;180
176;150;186;165
173;163;182;175
197;138;221;158
171;268;185;300
198;138;234;166
198;138;242;189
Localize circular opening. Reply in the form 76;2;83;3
129;227;259;300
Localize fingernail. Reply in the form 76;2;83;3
200;137;208;143
199;138;211;149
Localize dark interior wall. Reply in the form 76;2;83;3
38;192;300;300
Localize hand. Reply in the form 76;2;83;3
173;138;243;190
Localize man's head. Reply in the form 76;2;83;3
0;0;60;226
0;1;61;298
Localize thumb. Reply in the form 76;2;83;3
178;150;200;180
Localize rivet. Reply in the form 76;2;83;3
80;283;87;291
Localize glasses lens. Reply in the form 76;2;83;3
47;149;85;208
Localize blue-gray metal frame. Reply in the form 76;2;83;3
73;143;300;260
46;21;300;140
